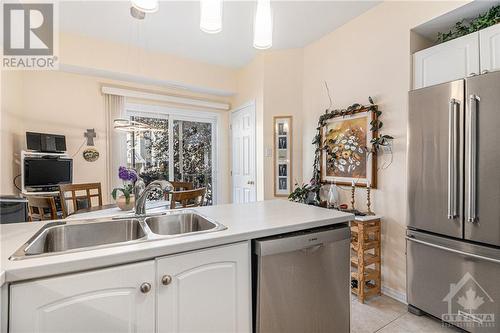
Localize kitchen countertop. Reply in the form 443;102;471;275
0;200;353;286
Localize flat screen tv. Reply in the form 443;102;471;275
24;157;73;188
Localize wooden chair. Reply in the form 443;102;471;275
163;181;194;200
27;196;58;221
170;188;206;209
170;181;194;191
59;183;103;218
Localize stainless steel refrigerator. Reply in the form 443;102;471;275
407;71;500;333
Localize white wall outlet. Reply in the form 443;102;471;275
265;147;273;158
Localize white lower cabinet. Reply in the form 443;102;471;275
156;242;251;333
9;261;156;333
8;242;251;333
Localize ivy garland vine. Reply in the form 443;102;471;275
436;5;500;44
310;96;393;185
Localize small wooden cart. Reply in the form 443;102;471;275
350;215;382;303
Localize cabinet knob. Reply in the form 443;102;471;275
162;275;172;285
140;282;152;294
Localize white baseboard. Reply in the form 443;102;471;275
382;285;407;304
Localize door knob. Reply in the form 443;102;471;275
140;282;152;294
162;275;172;285
247;180;255;185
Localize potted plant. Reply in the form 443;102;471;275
111;166;137;211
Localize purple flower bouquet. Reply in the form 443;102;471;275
112;167;138;206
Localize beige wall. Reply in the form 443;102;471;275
262;49;303;199
60;32;237;95
302;1;466;297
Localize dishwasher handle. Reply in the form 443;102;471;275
255;225;350;257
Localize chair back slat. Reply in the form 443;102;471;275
170;188;206;209
59;183;103;217
170;181;194;191
27;196;58;221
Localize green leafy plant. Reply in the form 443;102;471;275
288;181;321;204
437;5;500;43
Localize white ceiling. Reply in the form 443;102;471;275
60;1;379;68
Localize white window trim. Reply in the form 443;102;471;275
124;102;222;205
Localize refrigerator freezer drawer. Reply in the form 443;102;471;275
407;230;500;333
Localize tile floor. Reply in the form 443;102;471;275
351;295;463;333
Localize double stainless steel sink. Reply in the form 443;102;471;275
10;211;226;260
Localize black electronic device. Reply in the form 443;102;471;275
23;157;72;191
26;132;66;153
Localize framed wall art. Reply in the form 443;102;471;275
274;116;292;196
320;108;377;187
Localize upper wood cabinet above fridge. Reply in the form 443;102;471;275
413;24;500;90
413;32;480;89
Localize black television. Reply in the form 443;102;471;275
24;157;73;189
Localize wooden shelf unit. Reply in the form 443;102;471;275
350;217;381;303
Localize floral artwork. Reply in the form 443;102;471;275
320;111;375;187
324;117;367;178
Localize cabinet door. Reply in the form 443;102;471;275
10;261;155;333
157;242;251;333
413;32;479;89
480;23;500;73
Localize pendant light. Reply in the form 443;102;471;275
200;0;223;34
253;0;273;49
131;0;159;14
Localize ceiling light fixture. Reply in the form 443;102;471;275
253;0;273;50
200;0;223;34
131;0;159;14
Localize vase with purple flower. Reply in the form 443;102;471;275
112;166;138;211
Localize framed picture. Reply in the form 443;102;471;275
274;116;292;196
320;108;377;187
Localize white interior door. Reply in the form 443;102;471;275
231;103;256;203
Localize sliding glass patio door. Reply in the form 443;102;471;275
125;105;218;204
173;119;214;204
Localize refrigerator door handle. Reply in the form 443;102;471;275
447;99;458;219
406;236;500;264
467;94;479;223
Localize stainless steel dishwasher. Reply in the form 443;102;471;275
253;224;350;333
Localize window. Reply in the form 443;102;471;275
125;103;219;205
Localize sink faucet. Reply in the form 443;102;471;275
134;178;174;215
